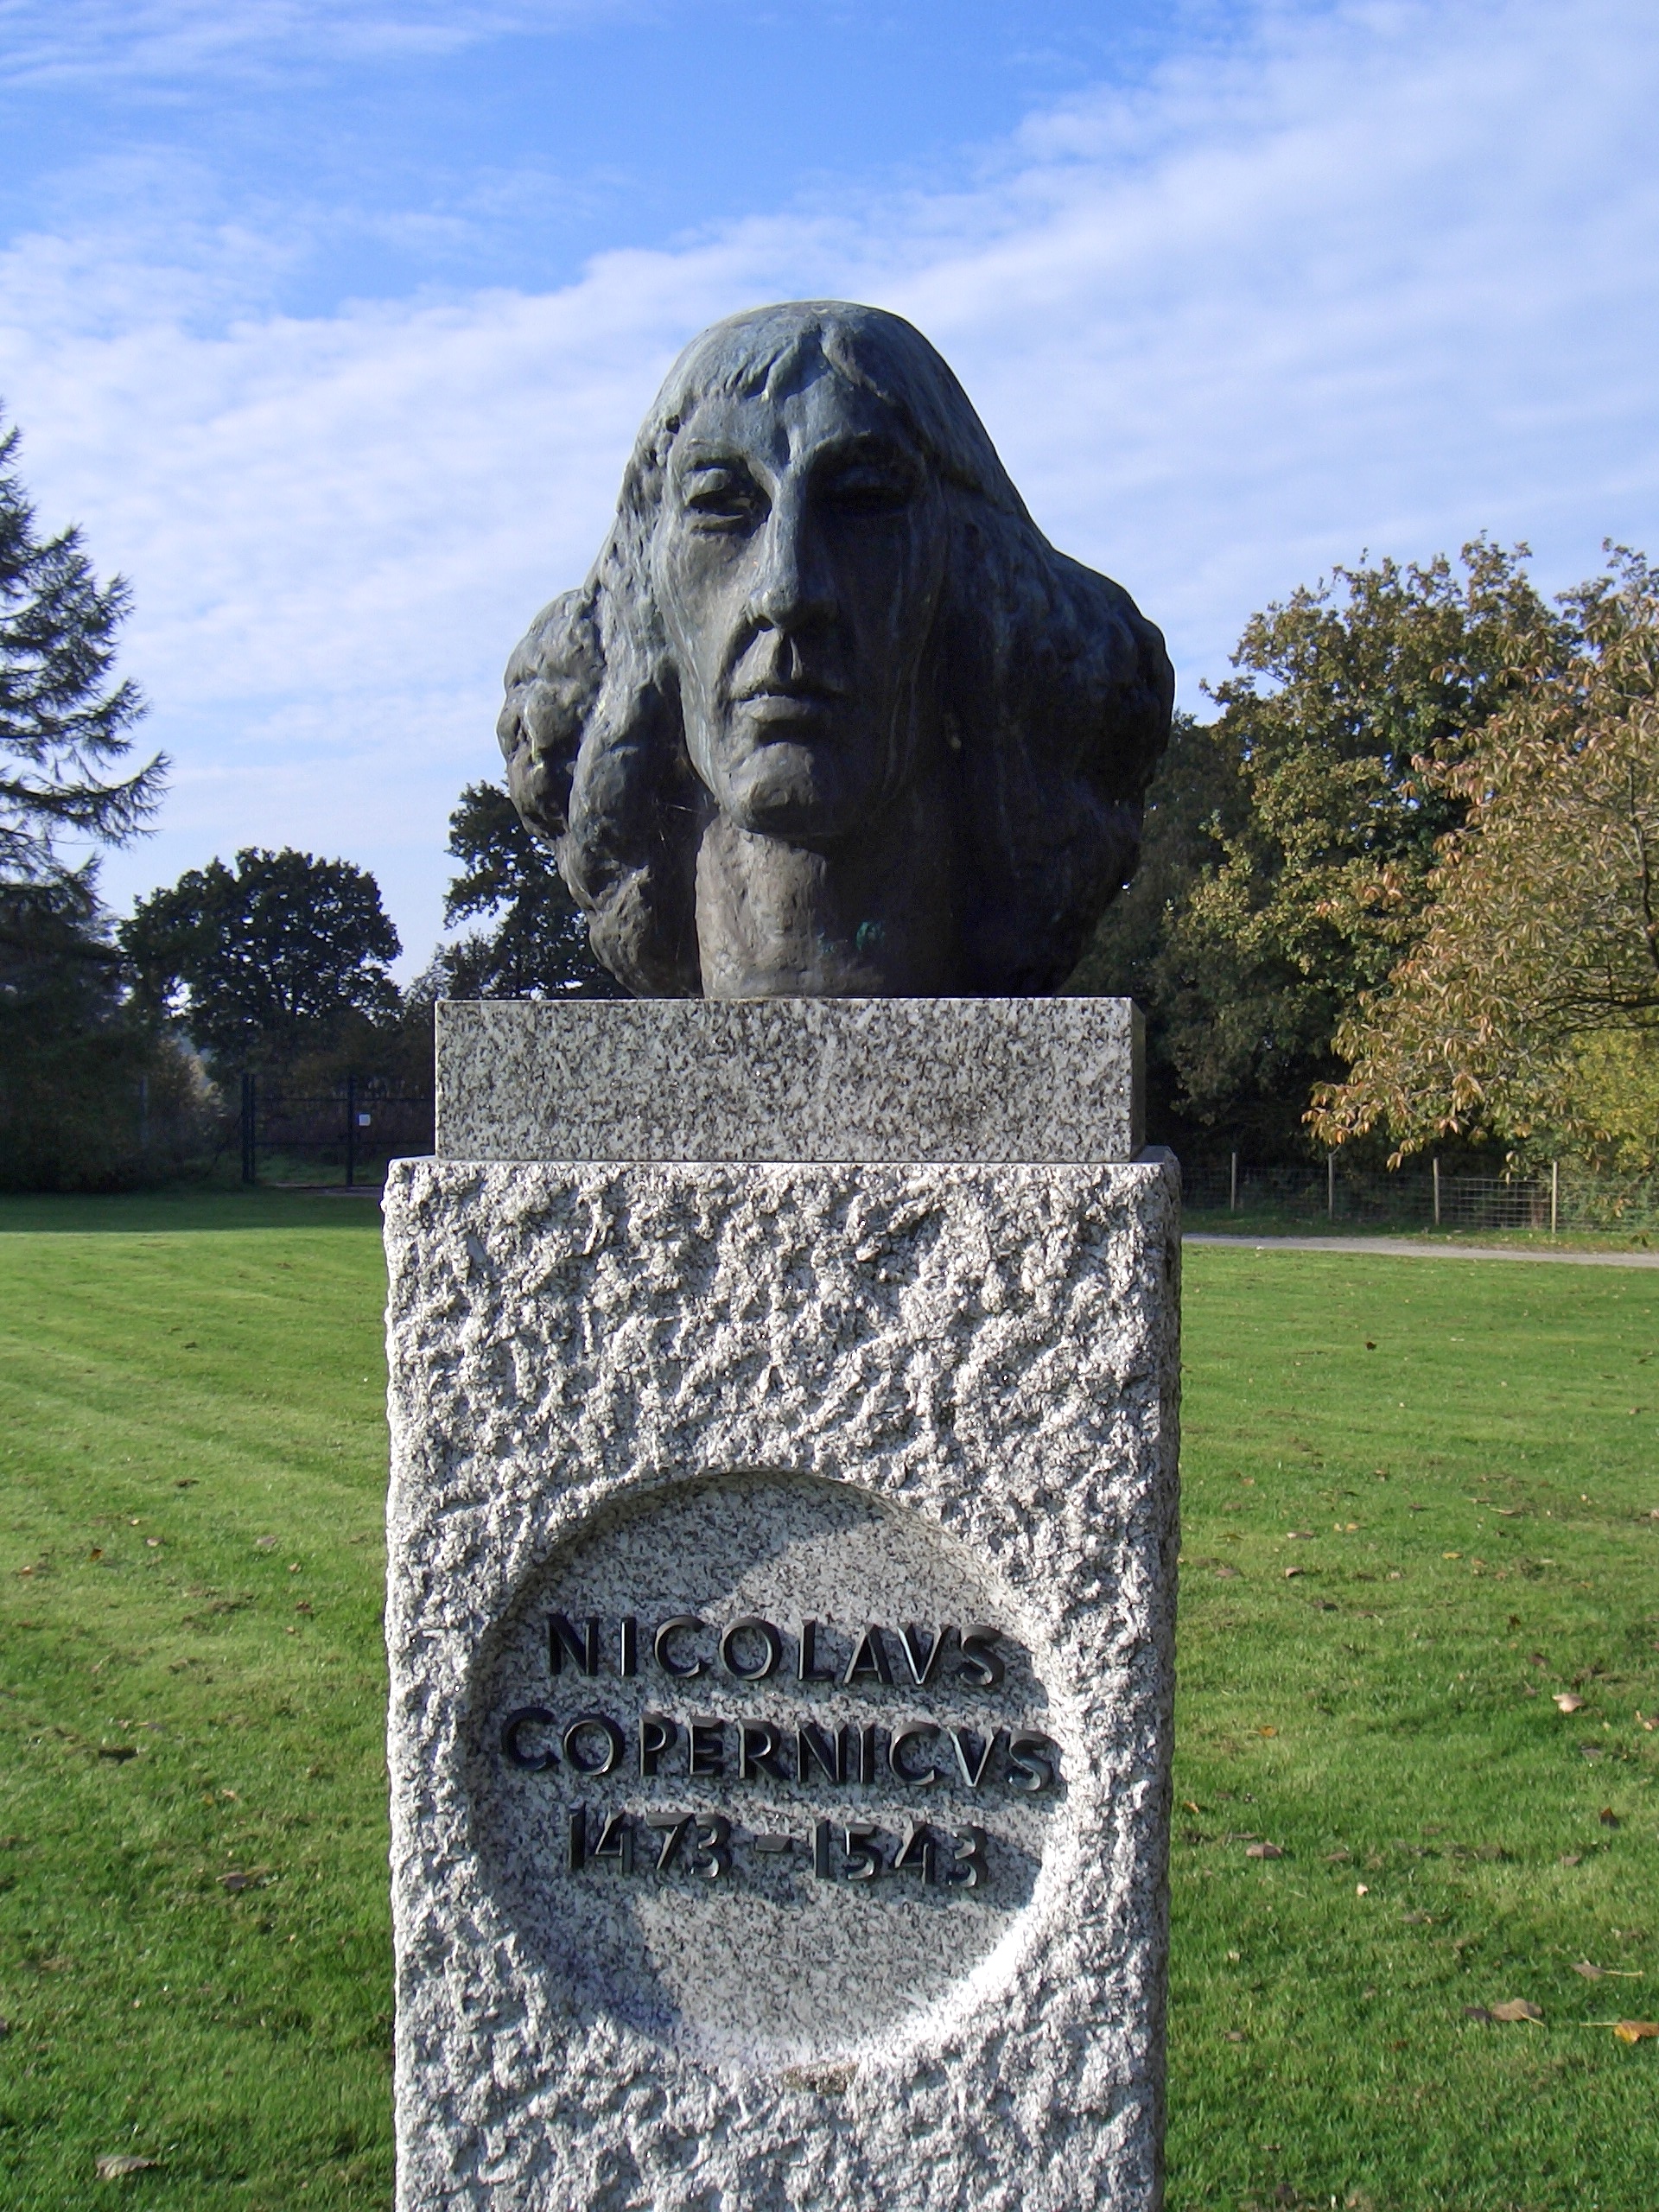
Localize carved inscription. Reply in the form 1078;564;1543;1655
497;1614;1059;1895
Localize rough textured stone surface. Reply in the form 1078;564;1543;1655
385;1153;1179;2212
435;997;1142;1163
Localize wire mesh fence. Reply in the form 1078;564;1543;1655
1183;1154;1659;1234
238;1073;434;1188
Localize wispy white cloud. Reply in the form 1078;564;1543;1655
0;0;624;86
1;0;1655;967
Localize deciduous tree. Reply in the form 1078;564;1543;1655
1313;548;1659;1168
124;847;401;1067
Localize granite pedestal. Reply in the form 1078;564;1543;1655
385;998;1179;2211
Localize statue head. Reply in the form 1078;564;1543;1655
499;301;1173;996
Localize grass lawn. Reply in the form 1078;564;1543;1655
1;1192;1656;2209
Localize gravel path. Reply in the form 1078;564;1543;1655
1185;1232;1659;1268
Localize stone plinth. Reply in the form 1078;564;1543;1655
385;1001;1179;2212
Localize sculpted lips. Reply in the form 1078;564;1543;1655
729;681;844;728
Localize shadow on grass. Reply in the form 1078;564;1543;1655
0;1185;388;1234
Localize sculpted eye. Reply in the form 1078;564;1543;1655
821;458;918;517
681;467;765;528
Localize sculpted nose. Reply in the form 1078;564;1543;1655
749;492;830;629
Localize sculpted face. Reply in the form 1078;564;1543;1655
651;365;950;842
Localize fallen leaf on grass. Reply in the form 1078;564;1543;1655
87;1548;103;1561
1257;1726;1278;1738
1600;1807;1621;1827
253;1537;277;1551
1224;2029;1245;2043
1246;1842;1284;1859
1554;1693;1586;1713
1574;1961;1605;1980
1182;1801;1203;1815
95;2154;158;2178
1487;1999;1543;2023
1283;1567;1304;1580
97;1747;137;1764
1355;1883;1369;1895
1214;1564;1243;1579
1325;1848;1351;1863
219;1871;254;1892
1465;2005;1494;2021
1402;1910;1433;1925
1560;1853;1583;1866
1612;2020;1659;2044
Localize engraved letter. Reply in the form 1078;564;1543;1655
655;1616;709;1678
955;1624;1006;1688
549;1612;601;1676
797;1722;845;1786
797;1618;837;1682
947;1726;995;1789
620;1616;639;1677
720;1616;783;1681
897;1624;949;1686
562;1713;625;1775
501;1705;558;1770
843;1625;893;1687
888;1724;943;1787
639;1712;677;1777
690;1720;726;1777
740;1719;787;1780
1006;1732;1058;1792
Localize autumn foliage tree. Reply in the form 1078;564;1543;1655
1313;549;1659;1169
1077;541;1567;1151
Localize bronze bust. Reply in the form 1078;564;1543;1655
499;301;1173;997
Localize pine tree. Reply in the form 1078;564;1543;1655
1;416;164;912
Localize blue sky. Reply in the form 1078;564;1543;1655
3;0;1656;974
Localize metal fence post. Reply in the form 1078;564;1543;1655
1433;1156;1440;1227
346;1073;357;1189
1327;1152;1335;1221
240;1072;257;1185
1230;1151;1238;1213
1551;1159;1559;1237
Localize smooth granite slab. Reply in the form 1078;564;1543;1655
435;997;1143;1163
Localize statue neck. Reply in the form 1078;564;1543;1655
693;783;957;998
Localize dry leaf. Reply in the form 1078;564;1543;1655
1560;1853;1584;1866
1283;1567;1304;1580
1246;1842;1284;1859
1599;1807;1621;1827
1464;2004;1493;2021
1325;1848;1351;1863
1214;1563;1242;1579
1554;1693;1586;1713
1182;1801;1202;1815
1257;1726;1278;1738
97;1746;137;1764
219;1871;253;1892
1224;2029;1244;2043
1355;1883;1369;1896
95;2153;158;2179
1613;2020;1658;2044
1288;1529;1314;1540
254;1536;277;1550
1443;1551;1463;1560
1487;1998;1543;2023
1573;1961;1605;1980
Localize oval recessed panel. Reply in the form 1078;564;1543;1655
464;1471;1067;2067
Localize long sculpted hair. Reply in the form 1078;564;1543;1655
498;301;1173;995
